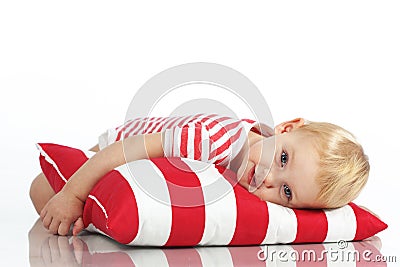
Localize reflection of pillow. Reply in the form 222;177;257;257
76;236;384;266
37;143;388;246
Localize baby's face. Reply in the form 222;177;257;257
237;131;323;209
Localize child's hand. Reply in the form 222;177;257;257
40;190;85;236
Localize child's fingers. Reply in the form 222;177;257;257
42;214;52;230
39;208;47;221
72;217;84;236
58;221;71;236
49;219;61;235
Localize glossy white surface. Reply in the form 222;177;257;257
27;219;393;267
1;1;399;266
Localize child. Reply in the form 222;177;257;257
30;113;369;236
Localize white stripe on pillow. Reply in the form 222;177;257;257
184;159;237;245
117;161;172;246
324;205;357;242
263;203;298;244
87;195;108;220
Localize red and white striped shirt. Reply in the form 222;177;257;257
99;114;274;167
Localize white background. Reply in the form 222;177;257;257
1;1;399;266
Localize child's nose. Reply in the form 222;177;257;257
262;165;281;188
263;173;274;188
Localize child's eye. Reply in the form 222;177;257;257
283;184;292;200
280;151;289;167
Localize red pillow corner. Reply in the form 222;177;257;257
349;202;388;241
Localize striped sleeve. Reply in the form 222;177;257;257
163;114;250;166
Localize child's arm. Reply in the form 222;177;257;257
40;132;164;236
66;132;164;201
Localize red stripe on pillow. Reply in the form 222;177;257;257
152;158;205;246
293;209;328;243
213;165;269;245
349;203;388;241
39;155;65;193
38;143;89;192
229;190;269;245
84;170;140;245
83;198;107;234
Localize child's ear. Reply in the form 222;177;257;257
274;118;305;134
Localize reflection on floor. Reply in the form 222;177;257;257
28;219;387;267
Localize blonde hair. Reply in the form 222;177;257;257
294;121;369;208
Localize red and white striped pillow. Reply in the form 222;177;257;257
37;143;387;246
